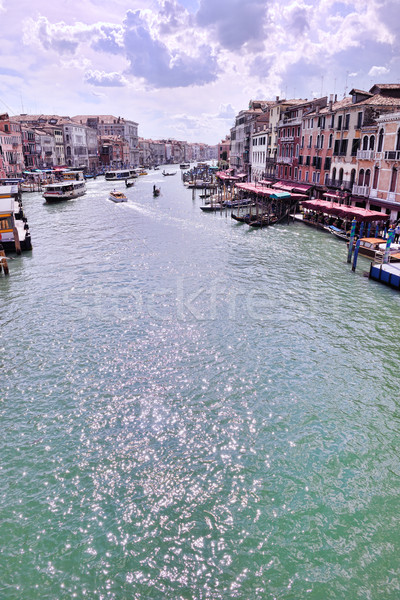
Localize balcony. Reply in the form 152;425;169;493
278;156;293;164
384;150;400;161
357;149;375;160
352;184;370;197
325;178;352;191
282;117;301;126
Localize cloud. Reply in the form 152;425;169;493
368;65;390;77
216;103;236;119
84;70;128;87
123;9;219;87
157;0;194;34
283;4;311;37
196;0;269;51
91;26;124;55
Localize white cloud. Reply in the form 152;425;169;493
368;65;390;77
84;70;129;87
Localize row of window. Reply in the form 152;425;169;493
275;163;397;193
253;137;267;146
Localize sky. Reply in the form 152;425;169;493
0;0;399;145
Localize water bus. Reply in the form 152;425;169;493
42;180;86;203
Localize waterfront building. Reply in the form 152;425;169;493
99;135;130;168
21;126;40;170
297;96;336;189
149;140;166;166
72;115;139;167
230;101;274;177
251;121;269;182
218;136;230;166
60;119;91;169
0;146;5;178
350;111;400;221
0;114;25;177
276;97;327;185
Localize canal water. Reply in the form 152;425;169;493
1;169;400;599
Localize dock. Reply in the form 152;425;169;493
369;262;400;290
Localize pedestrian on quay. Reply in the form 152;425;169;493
395;223;400;243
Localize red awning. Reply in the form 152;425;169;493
236;183;277;196
292;184;312;192
302;200;388;222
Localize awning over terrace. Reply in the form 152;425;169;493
302;199;388;222
236;183;277;196
216;171;242;181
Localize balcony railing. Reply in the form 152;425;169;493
357;149;375;160
352;184;370;197
277;156;293;164
384;150;400;161
325;178;352;191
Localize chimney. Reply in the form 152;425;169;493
276;96;279;102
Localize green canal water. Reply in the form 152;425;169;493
1;169;400;599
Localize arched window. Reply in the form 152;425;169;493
377;128;384;152
350;168;356;186
365;169;371;186
321;135;324;149
362;136;368;151
358;169;365;186
329;133;333;149
369;136;375;150
396;129;400;151
332;167;336;181
373;166;379;189
390;167;397;193
66;146;71;157
339;168;344;183
316;135;320;149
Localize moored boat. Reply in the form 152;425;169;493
347;237;400;261
0;186;32;252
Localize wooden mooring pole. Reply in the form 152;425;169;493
0;244;9;276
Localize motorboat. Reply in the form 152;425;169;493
348;237;400;261
109;190;128;203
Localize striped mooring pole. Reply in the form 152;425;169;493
347;218;357;263
383;227;396;264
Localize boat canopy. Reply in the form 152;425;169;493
0;197;14;214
